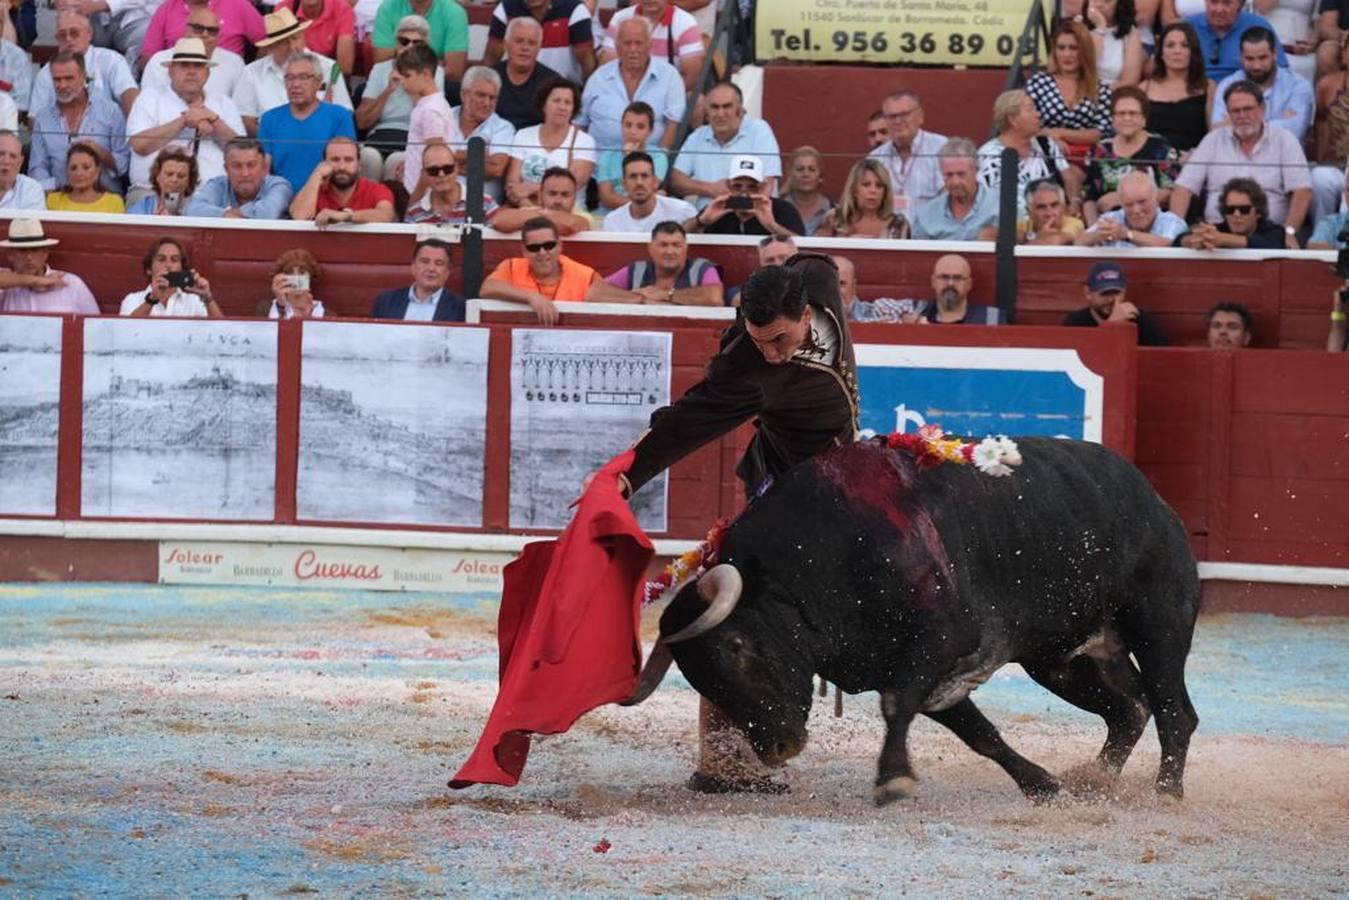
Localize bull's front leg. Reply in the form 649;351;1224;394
875;689;920;806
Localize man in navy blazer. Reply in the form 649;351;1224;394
370;238;466;322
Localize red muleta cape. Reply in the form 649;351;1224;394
449;450;653;788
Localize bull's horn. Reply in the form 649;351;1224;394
620;640;673;706
663;564;742;644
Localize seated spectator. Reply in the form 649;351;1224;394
257;52;357;193
483;0;596;86
184;137;292;218
1084;86;1180;222
1210;25;1313;143
118;236;219;318
907;255;1004;325
1062;260;1168;344
1085;0;1145;86
0;219;99;315
355;16;443;182
1170;80;1309;241
779;145;834;237
405;143;500;224
291;136;396;224
1008;179;1087;244
397;42;453;204
602;220;723;306
687;154;806;237
276;0;356;76
867;90;947;216
1178;176;1286;247
1207;301;1253;347
257;248;325;318
913;138;1000;241
817;158;910;239
47;143;126;213
0;131;44;210
1187;0;1287;80
1310;171;1349;247
141;0;265;63
580;16;684;153
0;35;34;122
671;81;783;210
28;51;129;195
127;38;244;202
1313;35;1349;220
865;110;889;150
1316;0;1349;76
480;216;633;323
1329;285;1349;350
1076;170;1188;246
491;16;560;131
0;67;18;130
602;151;696;233
1027;20;1113;177
595;101;669;212
599;0;704;90
1140;22;1215;157
448;66;516;201
505;77;595;208
491;166;591;233
233;9;352;137
32;12;137;117
371;0;468;79
979;89;1071;218
128;148;197;215
141;8;245;99
724;234;798;305
836;254;913;323
371;237;464;322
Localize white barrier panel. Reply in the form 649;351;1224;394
0;316;62;516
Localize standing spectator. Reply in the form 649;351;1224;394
233;8;352;137
371;0;467;80
0;130;42;210
356;17;443;182
0;219;99;315
671;81;782;210
864;110;889;150
1086;0;1145;86
1084;86;1180;222
505;77;595;207
1179;176;1287;247
1027;20;1111;187
0;36;33;118
580;16;685;152
1210;25;1313;142
127;147;197;215
817;158;911;239
399;42;453;203
290;136;396;224
780;146;834;237
47;143;125;213
483;0;596;86
979;90;1071;218
28;51;129;194
1015;179;1087;244
184;137;292;218
277;0;356;76
371;238;465;322
141;0;265;63
599;0;704;90
481;217;630;323
491;166;592;233
491;17;560;131
448;66;516;201
257;53;357;193
913;138;1001;241
1170;80;1310;238
141;8;245;99
1206;301;1253;347
601;151;696;232
127;38;244;200
32;12;137;117
1187;0;1287;79
257;249;325;319
119;237;218;318
595;101;668;212
867;89;948;217
603;221;723;306
1062;260;1168;345
404;142;500;224
1140;22;1215;155
686;154;805;237
1076;169;1188;245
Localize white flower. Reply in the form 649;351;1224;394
994;435;1022;467
973;437;1014;477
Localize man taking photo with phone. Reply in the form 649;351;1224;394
118;237;221;317
684;155;805;238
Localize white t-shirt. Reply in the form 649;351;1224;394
266;298;326;318
508;125;596;184
118;288;209;317
126;87;247;190
140;48;246;100
601;194;696;233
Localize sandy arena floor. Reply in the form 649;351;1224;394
1;583;1346;897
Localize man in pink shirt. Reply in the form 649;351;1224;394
398;42;452;205
0;220;100;315
140;0;266;63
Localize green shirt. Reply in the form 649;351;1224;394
373;0;468;56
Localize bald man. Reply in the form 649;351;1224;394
908;254;1005;324
1077;170;1189;249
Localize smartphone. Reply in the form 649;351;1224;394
166;270;196;289
726;196;754;211
286;273;311;291
162;191;182;214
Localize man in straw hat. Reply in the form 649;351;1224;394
233;7;351;136
141;7;246;99
0;220;99;315
127;37;244;201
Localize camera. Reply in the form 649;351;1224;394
166;270;196;289
286;273;310;291
726;195;754;211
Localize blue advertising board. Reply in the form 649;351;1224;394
855;344;1104;442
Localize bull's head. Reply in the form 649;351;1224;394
624;564;815;766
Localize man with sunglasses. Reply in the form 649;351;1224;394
290;135;395;224
1180;177;1286;249
403;142;500;224
1186;0;1287;80
480;216;634;323
356;16;443;182
141;8;245;98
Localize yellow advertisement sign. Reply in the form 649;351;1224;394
755;0;1043;68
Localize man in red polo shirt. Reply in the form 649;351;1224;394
289;136;396;225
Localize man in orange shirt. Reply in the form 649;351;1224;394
480;216;635;323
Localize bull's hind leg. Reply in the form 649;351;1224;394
1022;649;1151;776
924;698;1060;802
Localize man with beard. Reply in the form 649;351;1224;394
30;11;137;117
290;136;396;224
601;151;696;232
1062;260;1168;346
28;51;129;193
905;254;1004;324
1211;27;1312;142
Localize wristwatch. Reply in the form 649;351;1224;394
666;288;675;302
1285;225;1297;236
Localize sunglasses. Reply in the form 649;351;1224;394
524;240;558;253
188;23;221;35
423;164;455;176
396;36;422;46
1221;203;1253;215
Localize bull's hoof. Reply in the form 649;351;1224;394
1060;762;1117;800
873;775;918;806
1155;779;1184;803
1023;776;1061;805
686;771;790;795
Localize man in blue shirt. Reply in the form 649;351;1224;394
28;51;129;193
257;53;356;193
1211;26;1313;142
579;16;684;152
1187;0;1287;80
670;81;781;210
912;137;1000;241
185;136;293;218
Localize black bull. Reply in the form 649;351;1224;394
631;437;1200;805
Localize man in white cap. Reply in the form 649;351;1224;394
127;37;244;202
0;220;99;315
29;11;138;117
232;7;352;137
685;154;805;237
141;7;245;99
